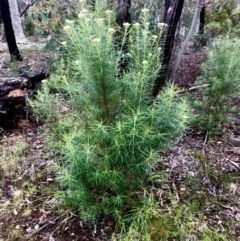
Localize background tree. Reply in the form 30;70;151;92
199;2;206;34
152;0;184;97
116;0;131;73
0;0;22;61
9;0;28;43
116;0;131;27
168;0;203;81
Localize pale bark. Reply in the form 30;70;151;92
168;0;203;81
9;0;28;44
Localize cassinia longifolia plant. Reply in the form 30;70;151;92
30;1;189;225
193;37;240;133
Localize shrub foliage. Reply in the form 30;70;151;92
193;37;240;132
30;2;189;224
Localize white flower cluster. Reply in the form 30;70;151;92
81;8;88;13
93;38;101;43
158;23;168;28
151;35;158;39
63;25;71;31
65;19;75;24
63;19;75;31
108;28;115;34
78;8;88;18
95;18;104;23
141;8;149;13
123;22;130;28
133;22;140;28
105;10;113;15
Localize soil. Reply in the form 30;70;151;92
0;43;239;241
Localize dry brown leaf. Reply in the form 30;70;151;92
8;89;25;97
18;119;32;129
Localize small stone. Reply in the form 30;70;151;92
26;227;32;232
13;209;18;215
188;171;195;177
235;213;240;222
49;235;55;241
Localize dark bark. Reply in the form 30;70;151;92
116;0;131;74
0;0;22;61
152;0;184;97
116;0;131;27
20;0;36;17
199;4;205;34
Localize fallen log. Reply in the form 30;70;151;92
0;70;49;129
0;77;31;96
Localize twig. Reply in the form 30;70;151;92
0;54;7;69
177;84;210;94
20;0;37;17
26;214;64;238
172;182;180;202
176;133;183;144
203;131;208;145
226;159;240;170
49;213;73;236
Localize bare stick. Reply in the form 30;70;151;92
203;131;208;145
177;83;210;94
20;0;37;17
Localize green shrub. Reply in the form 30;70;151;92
205;21;231;37
114;199;230;241
29;2;189;225
193;33;210;50
22;17;35;36
205;3;239;38
192;37;240;133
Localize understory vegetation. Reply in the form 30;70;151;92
30;3;190;239
192;37;240;133
1;0;240;241
27;1;240;240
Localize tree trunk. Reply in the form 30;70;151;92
0;0;22;61
116;0;131;73
20;0;36;17
199;3;206;34
116;0;131;27
152;0;184;97
9;0;28;44
168;0;203;81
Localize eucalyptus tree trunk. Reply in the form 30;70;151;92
199;3;206;34
0;0;22;61
116;0;131;27
116;0;131;73
152;0;184;97
168;0;203;81
9;0;28;44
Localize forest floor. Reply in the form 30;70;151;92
0;43;239;241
